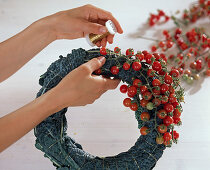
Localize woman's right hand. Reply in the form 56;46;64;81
41;4;123;47
50;56;120;110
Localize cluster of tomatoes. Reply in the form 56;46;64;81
182;0;210;23
99;47;184;147
151;28;210;52
147;0;210;84
148;9;170;26
150;26;210;84
148;0;209;27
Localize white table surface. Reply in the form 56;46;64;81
0;0;210;170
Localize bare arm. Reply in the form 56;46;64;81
0;4;123;82
0;56;120;152
0;4;123;152
0;89;58;152
0;20;55;82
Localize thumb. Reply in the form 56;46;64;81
83;22;107;35
84;56;106;74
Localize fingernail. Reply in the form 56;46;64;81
98;56;105;63
99;27;107;34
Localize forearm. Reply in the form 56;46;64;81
0;90;61;152
0;19;56;82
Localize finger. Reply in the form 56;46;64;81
101;37;107;47
102;78;121;90
83;21;107;35
96;41;101;47
98;20;106;26
99;89;107;96
95;8;123;34
107;34;114;44
82;56;106;73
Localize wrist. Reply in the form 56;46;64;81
44;87;72;114
38;90;64;117
32;17;57;43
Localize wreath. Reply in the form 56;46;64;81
34;47;184;170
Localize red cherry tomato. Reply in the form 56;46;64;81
136;53;144;61
145;54;154;64
163;116;174;126
123;62;130;70
142;50;148;56
157;109;167;119
159;69;166;76
166;41;174;48
164;103;174;112
153;53;161;61
126;48;134;56
175;28;182;34
170;69;180;77
152;98;161;106
127;86;137;97
140;99;149;107
133;79;142;87
159;41;165;48
140;112;150;121
163;132;172;141
123;98;131;107
169;94;177;103
111;66;119;75
152;79;161;86
152;88;161;95
164;140;171;146
161;95;169;104
190;62;197;69
171;130;179;139
173;108;181;118
114;47;121;53
130;102;138;111
163;30;169;37
152;61;162;71
132;61;142;71
157;124;167;133
158;10;165;16
120;85;128;93
147;69;155;77
94;68;101;75
130;103;138;111
140;85;148;94
196;59;202;70
140;126;149;135
100;47;107;55
169;86;175;94
143;91;152;100
160;53;167;62
164;74;173;84
173;117;181;124
160;84;169;94
151;46;157;52
172;102;179;108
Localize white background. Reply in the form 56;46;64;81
0;0;210;170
